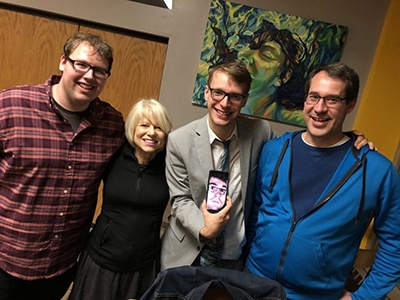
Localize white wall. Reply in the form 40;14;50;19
0;0;390;135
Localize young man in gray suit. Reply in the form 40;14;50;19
160;59;275;270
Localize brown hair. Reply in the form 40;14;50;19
63;32;114;71
304;62;359;102
208;59;252;94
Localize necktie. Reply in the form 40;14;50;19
200;139;231;267
220;140;231;172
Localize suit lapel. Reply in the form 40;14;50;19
195;116;214;180
237;118;253;204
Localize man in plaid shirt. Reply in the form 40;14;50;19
0;32;125;299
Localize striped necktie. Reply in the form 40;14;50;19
220;139;231;172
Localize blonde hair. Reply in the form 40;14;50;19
125;99;172;150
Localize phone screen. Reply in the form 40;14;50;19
206;170;229;213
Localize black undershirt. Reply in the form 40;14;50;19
52;98;88;132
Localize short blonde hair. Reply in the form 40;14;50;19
125;99;172;150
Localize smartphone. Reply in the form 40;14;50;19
206;170;229;213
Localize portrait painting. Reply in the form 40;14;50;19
192;0;348;127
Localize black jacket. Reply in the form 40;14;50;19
140;266;287;300
86;142;169;272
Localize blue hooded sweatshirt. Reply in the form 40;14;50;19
246;131;400;300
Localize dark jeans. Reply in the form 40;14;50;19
140;265;287;300
0;265;76;300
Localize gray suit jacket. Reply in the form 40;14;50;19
161;115;275;270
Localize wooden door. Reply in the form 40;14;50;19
0;8;77;89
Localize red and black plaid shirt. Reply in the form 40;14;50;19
0;76;125;280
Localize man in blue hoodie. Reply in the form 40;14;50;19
246;62;400;300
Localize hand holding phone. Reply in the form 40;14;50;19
206;170;229;213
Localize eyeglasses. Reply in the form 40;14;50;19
65;56;111;80
305;93;346;108
209;184;227;195
208;87;247;103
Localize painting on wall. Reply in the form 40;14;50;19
192;0;348;127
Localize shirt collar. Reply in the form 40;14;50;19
207;118;238;145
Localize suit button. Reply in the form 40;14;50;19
197;246;201;251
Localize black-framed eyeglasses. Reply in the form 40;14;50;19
65;56;111;80
305;93;346;108
209;184;227;195
208;87;247;103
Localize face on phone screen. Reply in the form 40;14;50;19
206;174;228;212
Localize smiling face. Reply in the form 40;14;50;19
303;71;356;147
205;70;248;140
133;116;166;164
56;42;109;112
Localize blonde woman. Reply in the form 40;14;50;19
70;99;172;300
